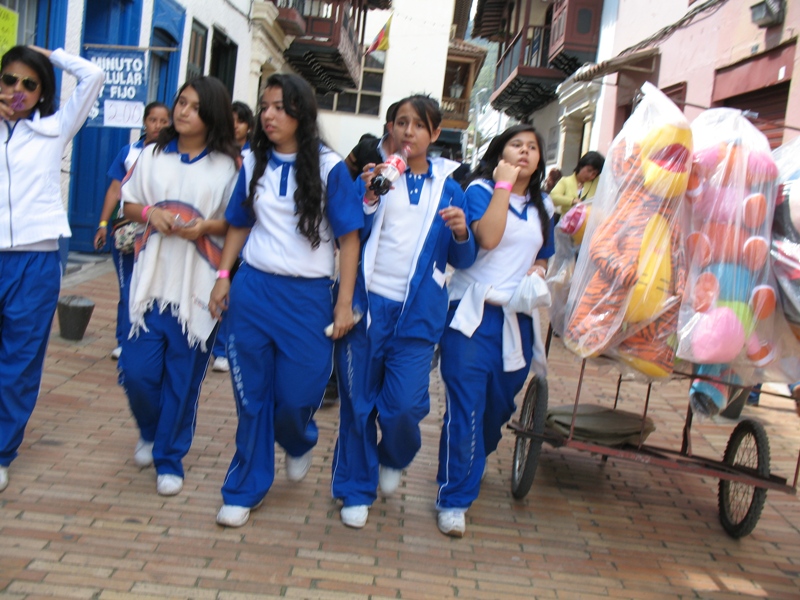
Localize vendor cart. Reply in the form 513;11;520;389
508;328;800;539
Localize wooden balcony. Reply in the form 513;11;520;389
490;26;566;119
273;0;307;36
548;0;603;75
283;1;361;93
441;97;470;129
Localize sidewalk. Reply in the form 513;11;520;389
0;260;798;599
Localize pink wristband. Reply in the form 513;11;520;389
494;181;513;192
216;270;230;279
141;205;151;220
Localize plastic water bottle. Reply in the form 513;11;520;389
369;146;409;196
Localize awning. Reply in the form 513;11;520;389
573;48;659;82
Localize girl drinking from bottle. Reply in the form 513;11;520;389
209;74;362;528
332;94;477;529
119;76;240;497
435;124;555;537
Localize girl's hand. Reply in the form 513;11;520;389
361;162;381;203
493;160;520;188
331;302;355;340
147;207;176;236
528;264;547;278
440;206;468;241
174;218;205;241
209;278;231;321
28;45;52;58
0;93;15;119
94;227;107;250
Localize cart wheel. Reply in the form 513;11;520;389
718;419;770;538
511;375;548;500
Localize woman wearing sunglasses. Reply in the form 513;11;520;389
0;45;104;493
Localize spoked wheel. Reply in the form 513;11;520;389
511;375;548;499
718;419;770;538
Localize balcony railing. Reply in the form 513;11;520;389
274;0;306;11
441;97;470;123
494;26;550;91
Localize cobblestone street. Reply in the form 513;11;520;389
0;258;798;599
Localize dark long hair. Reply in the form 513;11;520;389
155;77;239;162
392;94;442;135
247;73;325;248
465;124;549;244
1;46;57;117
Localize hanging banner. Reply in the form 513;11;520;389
0;6;18;57
85;48;148;128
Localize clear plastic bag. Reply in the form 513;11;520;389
563;82;692;378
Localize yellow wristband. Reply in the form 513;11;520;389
98;221;108;228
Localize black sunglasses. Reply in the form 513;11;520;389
1;73;40;92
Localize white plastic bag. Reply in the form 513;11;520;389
507;273;551;315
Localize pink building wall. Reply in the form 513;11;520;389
593;0;800;152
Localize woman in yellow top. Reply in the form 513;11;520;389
549;151;605;216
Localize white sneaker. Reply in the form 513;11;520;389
286;450;312;482
379;465;402;496
341;505;369;528
216;505;251;527
133;439;154;468
111;346;122;360
212;356;230;372
156;474;183;496
437;509;466;538
0;466;8;492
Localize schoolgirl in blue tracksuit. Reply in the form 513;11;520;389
95;102;170;359
120;77;240;497
332;95;477;529
0;46;103;493
209;74;362;528
436;125;555;537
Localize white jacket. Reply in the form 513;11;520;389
0;49;104;249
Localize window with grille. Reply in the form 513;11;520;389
0;0;37;46
316;49;385;116
186;19;207;82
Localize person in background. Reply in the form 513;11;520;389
549;151;605;217
435;124;554;538
119;76;240;497
211;99;255;373
95;101;171;360
0;45;104;493
332;94;476;530
210;74;362;528
344;101;400;179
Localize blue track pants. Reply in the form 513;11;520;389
332;292;434;507
119;308;212;477
437;304;532;509
0;251;61;466
220;265;333;507
111;242;133;348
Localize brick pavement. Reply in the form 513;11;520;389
0;257;799;599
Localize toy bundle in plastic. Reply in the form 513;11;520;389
563;83;692;378
675;109;779;417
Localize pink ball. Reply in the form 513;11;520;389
691;307;745;363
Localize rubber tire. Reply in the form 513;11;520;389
718;419;770;538
511;375;548;500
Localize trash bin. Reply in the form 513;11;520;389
57;295;95;341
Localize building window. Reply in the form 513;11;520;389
316;50;385;116
661;82;687;112
187;19;207;82
0;0;37;45
210;28;237;95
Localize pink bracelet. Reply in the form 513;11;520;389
216;270;230;279
141;205;151;220
494;181;513;192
